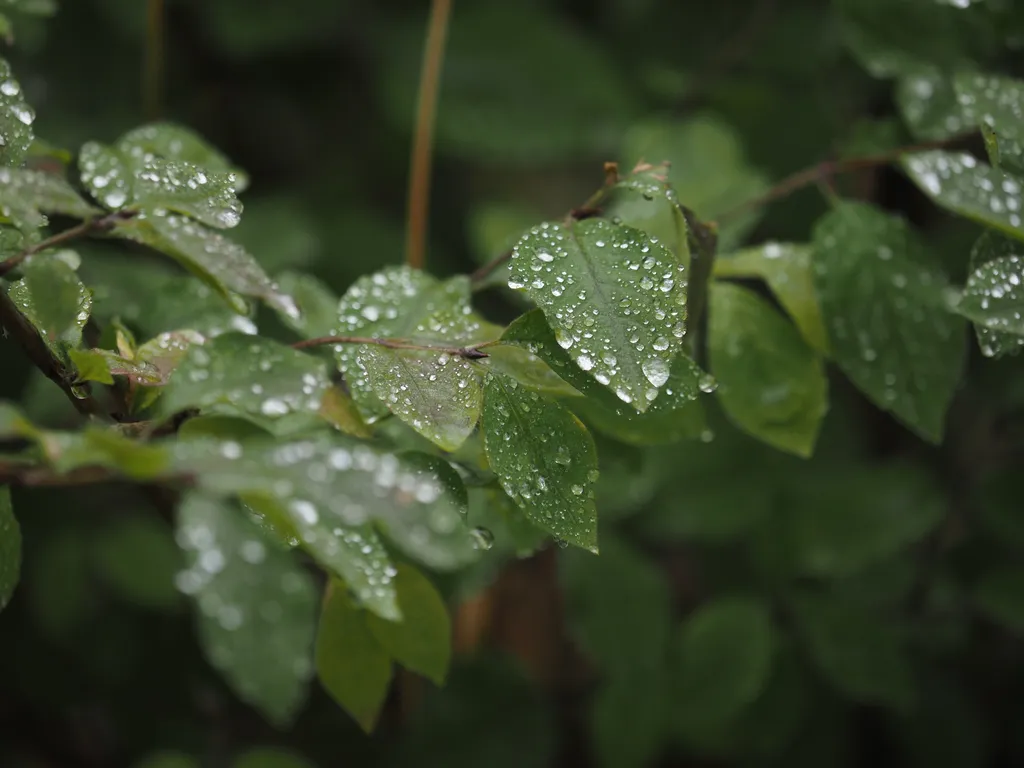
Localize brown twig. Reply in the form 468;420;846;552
292;335;488;359
404;0;453;270
0;211;134;278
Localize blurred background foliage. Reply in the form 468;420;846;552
3;0;1024;767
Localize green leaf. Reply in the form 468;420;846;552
118;122;249;192
981;123;1024;176
8;251;91;347
0;486;19;612
896;67;971;141
0;168;99;231
903;151;1024;239
472;344;581;398
135;329;206;384
508;218;688;412
812;202;966;442
113;214;298;319
708;282;828;457
590;673;669;768
176;493;318;726
482;374;599;552
43;426;171;479
272;271;338;339
600;163;689;264
365;562;451;685
318;385;373;439
92;515;181;610
953;71;1024;146
67;347;115;384
157;333;330;427
672;597;776;729
954;232;1024;354
501;309;706;446
0;57;33;168
974;565;1024;634
315;579;393;733
713;242;829;354
79;141;242;228
231;748;313;768
791;591;915;711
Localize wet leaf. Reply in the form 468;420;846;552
953;71;1024;146
316;579;392;733
812;202;965;442
0;486;19;612
482;373;599;552
366;562;451;685
157;333;330;426
67;347;116;385
8;251;91;347
473;343;581;398
0;168;98;231
508;218;688;412
903;151;1024;239
42;427;171;479
713;242;829;354
708;282;828;458
955;232;1024;353
981;123;1024;176
118;122;249;192
272;271;338;339
136;329;205;383
973;565;1024;634
176;493;317;726
93;515;181;610
0;57;33;168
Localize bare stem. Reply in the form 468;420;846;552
292;335;488;359
404;0;453;270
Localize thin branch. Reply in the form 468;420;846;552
292;335;488;359
145;0;165;121
0;211;134;278
716;131;977;226
404;0;453;270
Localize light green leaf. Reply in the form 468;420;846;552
79;141;242;228
974;565;1024;634
0;168;99;231
473;344;580;398
981;123;1024;176
8;251;91;347
118;121;249;192
508;218;688;412
272;271;337;339
0;57;33;168
482;373;599;552
92;515;181;610
708;282;828;457
791;592;915;711
366;562;451;685
67;347;115;385
954;233;1024;354
42;426;171;479
672;597;776;729
114;213;298;318
903;151;1024;239
157;333;330;426
953;71;1024;145
0;486;19;612
176;493;318;726
896;67;970;141
316;579;393;733
812;202;966;442
713;242;829;354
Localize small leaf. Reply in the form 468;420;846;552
708;282;828;457
93;515;181;610
118;122;249;192
812;202;965;441
67;347;115;384
981;123;1024;176
0;57;33;168
157;333;330;426
366;563;451;685
482;373;599;552
903;151;1024;239
0;486;20;612
176;493;318;726
0;168;99;230
473;344;581;398
508;218;688;412
954;232;1024;354
318;385;373;439
672;597;776;729
136;329;206;383
713;242;829;354
316;579;393;733
8;251;91;347
272;271;338;338
974;565;1024;634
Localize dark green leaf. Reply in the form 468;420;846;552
953;71;1024;145
896;67;970;141
482;374;599;552
508;218;688;412
590;673;669;768
974;565;1024;633
812;202;965;441
44;427;171;479
272;271;338;339
7;251;90;347
93;516;181;610
316;578;392;733
118;122;249;192
713;242;829;354
0;168;98;230
600;163;689;264
903;151;1024;239
366;562;451;685
0;57;33;168
954;232;1024;351
231;748;313;768
708;282;828;457
176;493;317;726
0;486;19;612
473;344;580;398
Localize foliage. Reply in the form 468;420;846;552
1;1;1024;767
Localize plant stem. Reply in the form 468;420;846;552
404;0;453;270
0;212;131;278
145;0;165;121
292;335;488;359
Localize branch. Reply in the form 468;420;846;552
292;335;489;359
0;211;134;278
404;0;453;270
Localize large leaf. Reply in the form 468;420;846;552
953;71;1024;145
903;151;1024;239
0;57;33;168
954;232;1024;353
315;579;393;733
508;218;688;412
713;242;828;354
896;67;970;141
707;282;828;457
157;333;331;428
0;168;98;231
117;122;249;192
8;251;91;347
0;486;19;612
812;202;965;441
176;494;317;726
365;563;451;685
482;374;599;552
